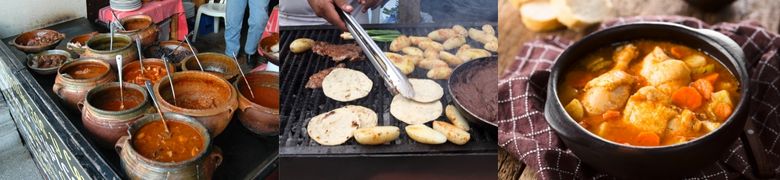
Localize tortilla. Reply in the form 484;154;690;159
344;105;378;128
390;95;443;124
322;68;373;102
307;108;360;146
409;78;444;103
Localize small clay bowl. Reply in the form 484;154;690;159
27;49;73;75
10;29;65;53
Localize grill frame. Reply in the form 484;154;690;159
279;23;498;156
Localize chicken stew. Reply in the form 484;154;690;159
558;40;740;146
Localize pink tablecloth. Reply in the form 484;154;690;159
98;0;189;40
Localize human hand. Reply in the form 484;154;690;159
358;0;383;13
307;0;354;31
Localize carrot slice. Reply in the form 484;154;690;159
714;103;733;121
702;73;719;84
635;132;661;146
672;87;703;110
670;47;690;59
602;110;621;120
693;79;714;99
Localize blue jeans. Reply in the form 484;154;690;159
225;0;269;57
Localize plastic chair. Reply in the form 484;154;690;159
192;0;227;42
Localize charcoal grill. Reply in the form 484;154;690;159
279;23;497;179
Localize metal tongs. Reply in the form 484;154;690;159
335;7;414;99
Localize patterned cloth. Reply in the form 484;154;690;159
499;16;780;179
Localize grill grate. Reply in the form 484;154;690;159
279;23;497;156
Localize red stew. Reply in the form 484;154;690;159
125;65;168;85
132;120;203;162
64;63;108;79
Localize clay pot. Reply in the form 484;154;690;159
235;71;279;136
117;15;159;48
143;40;197;67
81;82;151;148
53;59;116;109
121;58;175;86
66;32;98;55
180;53;240;81
81;33;139;70
116;113;222;180
153;71;238;136
259;32;280;65
9;29;64;53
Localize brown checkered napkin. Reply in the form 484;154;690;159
499;15;780;179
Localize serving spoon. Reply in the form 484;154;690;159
232;53;255;99
144;80;171;135
182;35;204;71
116;55;125;110
135;36;145;75
161;56;178;105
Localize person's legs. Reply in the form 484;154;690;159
225;0;248;57
244;0;270;56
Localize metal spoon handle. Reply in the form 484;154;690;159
144;80;170;133
109;28;114;51
232;54;254;98
165;40;186;58
135;37;145;74
116;55;125;109
110;10;125;31
161;56;177;105
182;37;204;71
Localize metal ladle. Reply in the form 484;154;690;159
232;53;255;98
135;36;145;75
116;55;125;110
161;56;178;105
144;80;171;134
182;36;204;71
110;10;125;31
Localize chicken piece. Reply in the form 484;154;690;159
663;109;701;144
580;44;641;116
621;86;679;136
612;44;638;70
639;47;692;93
581;70;635;115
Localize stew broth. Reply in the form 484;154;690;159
132;120;203;162
125;65;168;85
558;40;740;146
240;84;279;109
91;87;143;111
63;63;108;79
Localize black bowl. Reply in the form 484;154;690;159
448;56;498;127
545;22;750;178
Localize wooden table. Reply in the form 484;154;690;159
497;0;780;179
